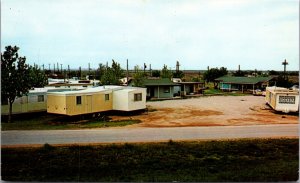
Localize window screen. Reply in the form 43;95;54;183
134;93;142;101
38;95;44;102
105;94;110;101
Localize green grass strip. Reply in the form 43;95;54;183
2;138;298;182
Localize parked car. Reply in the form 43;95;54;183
253;89;263;95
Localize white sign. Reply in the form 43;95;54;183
279;96;295;104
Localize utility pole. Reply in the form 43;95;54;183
68;65;70;79
149;64;152;76
144;63;147;74
54;63;55;73
64;69;66;83
176;61;180;72
60;64;62;73
57;62;59;73
48;63;50;71
126;59;129;86
42;64;44;71
282;59;288;80
79;66;81;79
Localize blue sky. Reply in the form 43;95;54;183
1;0;299;71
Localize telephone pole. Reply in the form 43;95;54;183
282;59;288;80
176;61;180;72
68;65;70;79
126;59;129;86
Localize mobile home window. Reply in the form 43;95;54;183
38;95;44;102
134;93;142;101
76;96;82;105
105;94;110;101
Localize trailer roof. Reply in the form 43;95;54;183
47;87;111;95
47;86;145;96
267;86;299;94
215;76;274;84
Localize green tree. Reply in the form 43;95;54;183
1;46;31;123
101;67;118;85
232;70;246;77
274;74;292;88
96;63;106;80
111;59;124;79
100;60;124;85
161;65;172;79
172;70;184;79
132;65;146;87
203;67;228;87
269;70;279;75
151;70;160;77
29;66;48;88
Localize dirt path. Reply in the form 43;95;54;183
111;96;298;127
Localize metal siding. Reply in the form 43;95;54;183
47;95;67;115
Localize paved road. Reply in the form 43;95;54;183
1;124;298;146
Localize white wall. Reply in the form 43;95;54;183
113;90;129;111
128;88;147;111
275;93;299;112
113;88;146;111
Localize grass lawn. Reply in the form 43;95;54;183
1;113;141;130
2;138;298;182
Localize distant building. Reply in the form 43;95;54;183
129;78;180;99
172;78;205;95
144;78;180;99
215;76;274;93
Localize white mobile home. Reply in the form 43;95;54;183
112;87;147;111
1;88;48;115
265;86;299;113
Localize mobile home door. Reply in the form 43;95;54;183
86;95;92;113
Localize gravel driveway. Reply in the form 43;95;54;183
111;96;298;127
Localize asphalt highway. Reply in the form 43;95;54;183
1;124;298;146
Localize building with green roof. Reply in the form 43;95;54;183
129;78;180;99
215;76;274;93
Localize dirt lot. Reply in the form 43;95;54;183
111;96;298;127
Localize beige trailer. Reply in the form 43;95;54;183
47;87;113;116
112;87;147;111
265;86;299;113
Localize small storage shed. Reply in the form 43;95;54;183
265;86;299;113
112;87;147;111
47;87;113;116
